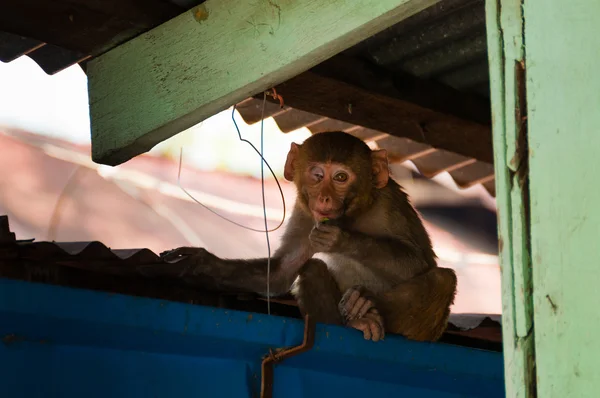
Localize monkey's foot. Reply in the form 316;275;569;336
338;285;377;321
339;286;385;342
347;310;385;342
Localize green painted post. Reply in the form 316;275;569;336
489;0;600;396
526;1;600;396
486;0;535;396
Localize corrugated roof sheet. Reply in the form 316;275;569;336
346;0;489;98
0;30;89;75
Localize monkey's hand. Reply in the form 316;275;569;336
158;247;220;277
347;310;385;342
309;224;346;253
339;286;385;342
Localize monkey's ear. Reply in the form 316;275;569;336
371;149;389;188
284;142;301;182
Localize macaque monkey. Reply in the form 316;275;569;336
162;131;457;342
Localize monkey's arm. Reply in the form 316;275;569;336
160;243;312;295
158;207;315;295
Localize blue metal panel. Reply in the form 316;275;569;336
0;278;505;397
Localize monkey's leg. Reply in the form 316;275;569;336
378;266;457;342
292;259;344;325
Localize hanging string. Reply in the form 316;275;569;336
47;165;86;241
177;91;287;315
176;97;286;233
258;92;272;314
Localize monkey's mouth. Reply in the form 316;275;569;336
312;210;343;222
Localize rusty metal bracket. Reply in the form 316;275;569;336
265;87;284;108
260;315;316;398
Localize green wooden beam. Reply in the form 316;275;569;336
87;0;439;165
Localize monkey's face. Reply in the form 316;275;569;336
283;131;391;222
301;161;357;222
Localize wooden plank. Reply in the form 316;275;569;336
485;0;536;396
526;1;600;396
1;0;183;55
87;0;440;166
260;70;493;163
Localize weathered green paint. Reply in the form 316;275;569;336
491;0;600;395
500;0;532;341
87;0;439;165
485;0;535;396
526;1;600;396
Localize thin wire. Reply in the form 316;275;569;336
176;93;287;315
47;165;86;241
176;103;287;233
259;92;272;315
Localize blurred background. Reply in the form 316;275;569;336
0;56;501;316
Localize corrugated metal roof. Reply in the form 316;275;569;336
1;0;186;74
0;31;90;75
346;0;489;98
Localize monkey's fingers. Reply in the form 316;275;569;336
309;242;329;254
347;315;384;342
160;247;198;261
314;224;339;233
365;311;385;341
339;288;362;319
348;319;372;340
308;233;335;251
310;236;333;247
347;296;367;319
354;298;376;320
339;286;376;321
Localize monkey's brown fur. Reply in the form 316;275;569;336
165;131;457;342
378;267;457;341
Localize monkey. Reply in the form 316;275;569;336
161;131;457;342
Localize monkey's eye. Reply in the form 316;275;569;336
333;172;348;182
311;167;324;181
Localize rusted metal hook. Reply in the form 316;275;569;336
266;87;284;108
